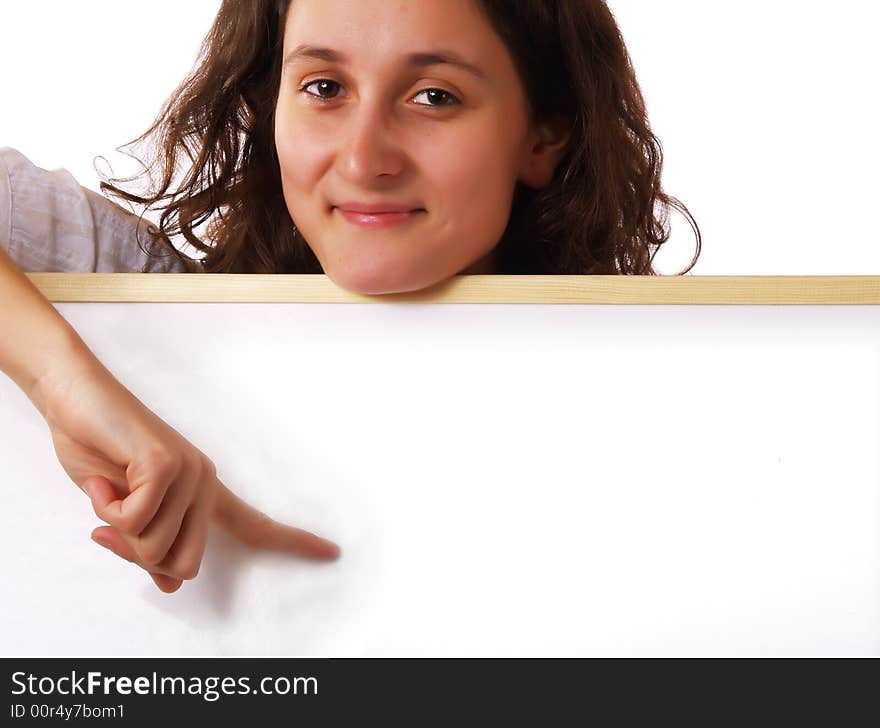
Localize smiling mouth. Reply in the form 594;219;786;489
333;207;426;229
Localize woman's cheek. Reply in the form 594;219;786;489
276;117;306;178
276;99;317;171
447;147;515;241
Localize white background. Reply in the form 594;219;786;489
1;1;878;274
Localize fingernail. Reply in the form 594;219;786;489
91;534;110;550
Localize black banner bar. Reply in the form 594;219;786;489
2;657;874;723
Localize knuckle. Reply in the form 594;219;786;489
145;446;182;482
138;542;167;566
182;453;212;489
94;503;127;532
113;512;137;533
90;499;107;520
185;452;205;481
176;561;200;581
115;507;148;535
199;454;217;480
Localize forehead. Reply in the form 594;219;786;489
283;0;514;80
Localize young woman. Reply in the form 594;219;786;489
0;0;700;593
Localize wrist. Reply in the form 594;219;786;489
26;327;102;419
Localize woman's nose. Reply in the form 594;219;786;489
335;103;406;183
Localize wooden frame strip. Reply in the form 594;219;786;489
26;274;880;304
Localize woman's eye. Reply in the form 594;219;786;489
412;88;461;108
301;79;343;100
300;80;460;108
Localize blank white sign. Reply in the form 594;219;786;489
1;301;878;656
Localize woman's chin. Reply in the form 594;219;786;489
323;262;439;296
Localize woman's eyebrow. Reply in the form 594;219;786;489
282;43;489;82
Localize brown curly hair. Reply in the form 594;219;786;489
100;0;701;276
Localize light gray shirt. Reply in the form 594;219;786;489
0;146;193;273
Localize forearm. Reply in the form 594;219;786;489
0;245;96;416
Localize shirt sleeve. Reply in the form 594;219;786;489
0;146;197;273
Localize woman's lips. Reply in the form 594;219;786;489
334;207;425;229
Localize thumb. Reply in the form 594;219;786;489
82;475;117;506
211;482;341;560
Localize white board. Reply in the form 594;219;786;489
2;301;878;656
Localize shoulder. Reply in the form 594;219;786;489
0;147;193;273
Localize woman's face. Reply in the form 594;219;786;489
275;0;565;294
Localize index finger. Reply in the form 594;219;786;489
211;481;340;560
